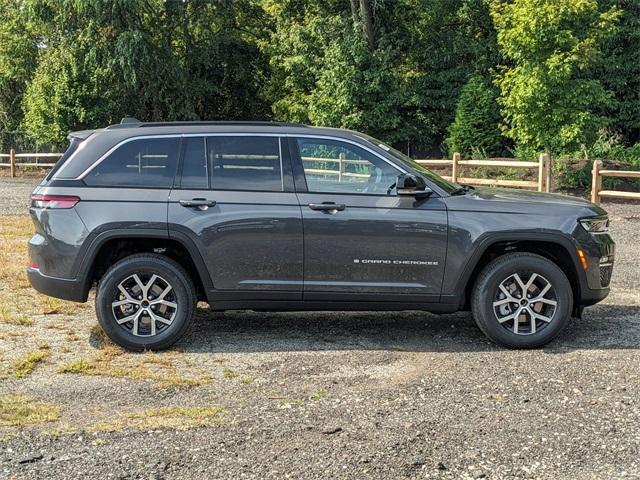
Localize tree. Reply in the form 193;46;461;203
264;0;501;153
491;0;620;155
0;0;37;132
447;73;506;157
21;0;271;147
597;0;640;145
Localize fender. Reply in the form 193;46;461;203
444;231;584;305
73;227;213;299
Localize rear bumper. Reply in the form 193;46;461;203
27;268;87;303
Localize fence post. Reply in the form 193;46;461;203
538;153;545;192
452;152;460;183
9;149;16;178
591;160;602;204
544;154;551;192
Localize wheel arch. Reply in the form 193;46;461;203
457;233;583;310
76;229;212;301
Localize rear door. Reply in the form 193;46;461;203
168;135;303;303
291;136;448;302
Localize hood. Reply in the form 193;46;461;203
444;187;607;217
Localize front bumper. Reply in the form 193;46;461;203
576;230;615;306
27;267;87;303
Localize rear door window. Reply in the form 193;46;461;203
84;137;180;187
208;136;282;192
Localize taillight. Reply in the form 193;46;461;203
31;194;80;209
28;259;39;269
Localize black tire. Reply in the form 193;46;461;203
471;252;573;349
95;254;196;351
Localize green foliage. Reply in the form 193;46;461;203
0;0;638;171
555;133;640;190
265;0;501;151
20;0;271;148
491;0;620;155
446;73;507;158
598;0;640;144
0;0;37;131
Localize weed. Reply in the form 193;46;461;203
222;367;239;379
93;405;224;432
13;350;48;378
310;388;327;401
0;305;33;326
0;395;61;427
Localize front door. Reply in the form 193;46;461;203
291;136;448;303
168;135;303;302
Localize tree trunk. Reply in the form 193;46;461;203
359;0;374;50
350;0;359;26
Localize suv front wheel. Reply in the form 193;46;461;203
471;252;573;348
95;254;196;351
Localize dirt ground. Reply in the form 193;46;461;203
0;177;639;479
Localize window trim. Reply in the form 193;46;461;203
71;133;407;186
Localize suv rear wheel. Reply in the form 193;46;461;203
95;254;196;351
471;253;573;348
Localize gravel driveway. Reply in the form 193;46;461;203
0;177;639;479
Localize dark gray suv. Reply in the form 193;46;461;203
27;119;614;351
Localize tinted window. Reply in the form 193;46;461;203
297;138;400;194
84;138;179;187
208;136;282;192
181;137;208;189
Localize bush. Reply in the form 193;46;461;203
554;134;640;190
446;74;507;158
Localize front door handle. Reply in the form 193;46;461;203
179;198;217;210
308;202;346;212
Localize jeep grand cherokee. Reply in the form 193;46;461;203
27;119;615;350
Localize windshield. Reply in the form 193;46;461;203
359;134;460;195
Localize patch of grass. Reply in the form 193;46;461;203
13;350;48;378
36;340;50;350
222;367;239;379
0;305;33;326
93;405;224;432
0;394;61;427
58;350;212;389
58;359;95;374
310;388;327;401
39;296;81;316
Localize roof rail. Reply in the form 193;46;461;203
106;119;306;129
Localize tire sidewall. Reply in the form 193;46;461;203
96;256;194;351
473;255;573;348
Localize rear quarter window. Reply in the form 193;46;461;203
83;137;180;188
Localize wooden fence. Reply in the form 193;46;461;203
591;159;640;204
416;152;551;192
0;149;61;177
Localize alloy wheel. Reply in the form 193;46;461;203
492;272;558;335
111;273;177;337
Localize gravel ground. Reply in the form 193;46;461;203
1;176;639;479
0;176;40;215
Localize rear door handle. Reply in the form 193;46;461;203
179;198;217;210
308;202;346;212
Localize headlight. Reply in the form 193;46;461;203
580;217;609;234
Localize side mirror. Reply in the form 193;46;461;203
396;173;432;199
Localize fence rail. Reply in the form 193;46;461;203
416;152;551;192
0;149;62;177
591;159;640;204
